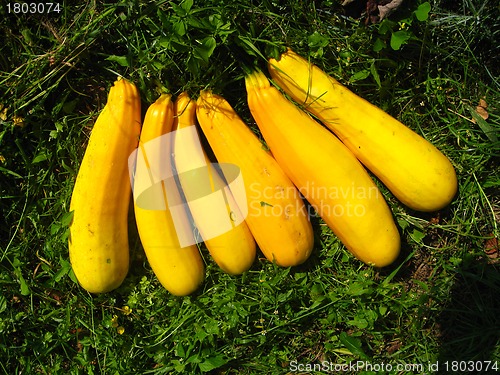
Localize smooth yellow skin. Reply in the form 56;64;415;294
268;49;458;212
133;94;204;296
196;90;314;267
68;78;141;293
172;92;257;275
246;71;400;267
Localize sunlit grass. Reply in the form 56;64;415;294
1;0;499;373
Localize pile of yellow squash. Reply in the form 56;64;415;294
68;48;457;295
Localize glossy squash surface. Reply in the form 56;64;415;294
196;90;314;267
133;93;204;296
172;92;256;275
246;70;400;267
69;77;141;293
268;48;457;212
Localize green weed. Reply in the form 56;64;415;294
0;0;499;374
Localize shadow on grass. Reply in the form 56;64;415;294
436;257;500;372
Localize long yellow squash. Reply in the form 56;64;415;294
268;48;457;212
172;92;256;275
196;90;314;267
133;93;204;296
246;70;400;267
69;77;141;293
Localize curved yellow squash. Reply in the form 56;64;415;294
133;93;204;296
268;48;457;212
69;77;141;293
172;92;256;275
246;70;400;267
196;90;314;267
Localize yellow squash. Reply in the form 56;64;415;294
133;93;204;296
172;92;256;275
196;90;314;267
69;77;141;293
246;70;400;267
268;48;457;212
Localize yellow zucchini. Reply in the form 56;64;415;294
196;90;314;267
172;92;256;275
69;77;141;293
246;70;400;267
268;48;457;212
133;93;204;296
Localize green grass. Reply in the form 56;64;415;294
1;0;499;374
